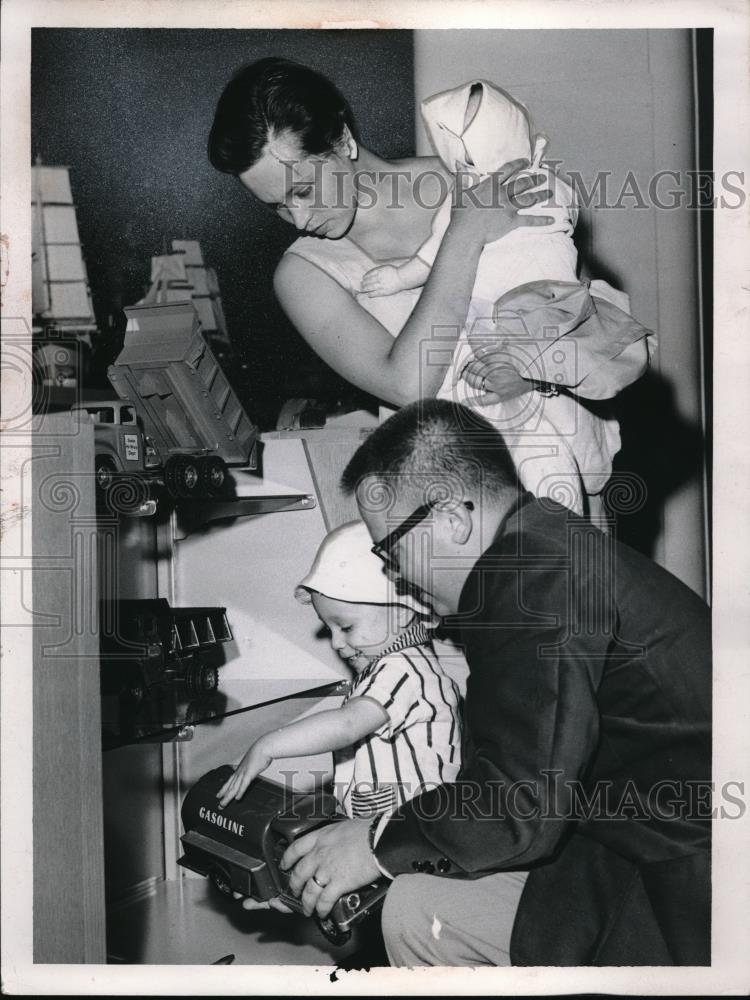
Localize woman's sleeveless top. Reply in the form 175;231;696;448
283;235;620;517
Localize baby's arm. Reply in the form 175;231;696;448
360;189;453;297
216;697;388;807
361;256;431;296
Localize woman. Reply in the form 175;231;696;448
207;57;553;411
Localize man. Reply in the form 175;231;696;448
280;400;711;966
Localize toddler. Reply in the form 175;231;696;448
217;520;462;818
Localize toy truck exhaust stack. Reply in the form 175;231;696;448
105;301;257;501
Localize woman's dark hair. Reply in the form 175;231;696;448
208;57;358;175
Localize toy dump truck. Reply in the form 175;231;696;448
103;300;257;500
100;598;233;705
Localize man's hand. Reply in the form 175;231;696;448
216;741;272;808
280;818;383;918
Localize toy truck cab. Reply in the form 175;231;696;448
72;399;160;489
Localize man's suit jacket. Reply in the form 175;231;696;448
375;494;711;965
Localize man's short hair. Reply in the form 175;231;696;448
340;400;520;510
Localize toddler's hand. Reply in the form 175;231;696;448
232;891;293;914
360;264;404;297
216;742;272;808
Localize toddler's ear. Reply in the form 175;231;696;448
394;605;414;629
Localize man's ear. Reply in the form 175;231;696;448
443;501;473;546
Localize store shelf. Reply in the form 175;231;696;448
174;493;316;538
102;678;348;750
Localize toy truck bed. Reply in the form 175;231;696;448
108;301;256;468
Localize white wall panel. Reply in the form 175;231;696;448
414;28;707;595
173;437;349;694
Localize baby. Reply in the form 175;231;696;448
362;80;653;522
361;80;576;303
217;520;462;818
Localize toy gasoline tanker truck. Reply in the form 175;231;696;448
103;301;257;499
178;767;389;946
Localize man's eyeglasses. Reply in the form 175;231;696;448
371;500;474;575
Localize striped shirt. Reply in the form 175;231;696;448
333;624;463;819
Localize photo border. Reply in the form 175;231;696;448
2;0;749;994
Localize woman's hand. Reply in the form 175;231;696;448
449;159;554;246
460;316;536;404
461;355;532;405
216;741;273;808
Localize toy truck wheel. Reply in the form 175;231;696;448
126;681;145;705
210;865;233;897
185;663;219;698
200;665;219;694
316;915;350;947
120;674;146;707
95;456;117;490
164;455;201;499
198;456;228;497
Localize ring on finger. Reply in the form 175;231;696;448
311;874;328;889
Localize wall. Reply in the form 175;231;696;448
413;29;708;595
171;436;350;691
30;28;416;429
